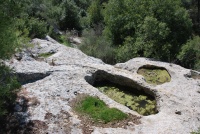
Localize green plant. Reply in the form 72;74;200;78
79;28;116;64
87;0;103;26
75;96;127;123
26;17;48;38
104;0;192;62
178;36;200;71
0;65;21;116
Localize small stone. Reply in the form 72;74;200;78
14;104;23;112
74;91;78;95
89;128;94;131
127;122;134;126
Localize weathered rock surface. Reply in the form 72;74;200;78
5;36;200;134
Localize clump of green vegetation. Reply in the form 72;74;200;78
75;96;127;123
0;65;21;116
137;67;171;85
38;53;54;58
97;86;156;116
52;34;71;47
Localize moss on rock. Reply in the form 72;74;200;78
137;67;171;85
96;82;157;116
38;53;54;58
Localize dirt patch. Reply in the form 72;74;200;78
70;94;141;134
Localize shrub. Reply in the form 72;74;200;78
26;17;49;38
0;65;21;116
79;28;116;64
178;36;200;71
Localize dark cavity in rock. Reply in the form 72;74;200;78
17;72;51;85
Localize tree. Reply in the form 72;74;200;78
0;0;30;59
178;36;200;71
59;0;81;30
182;0;200;35
87;0;103;27
0;0;23;116
104;0;192;62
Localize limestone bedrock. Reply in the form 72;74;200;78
6;36;200;134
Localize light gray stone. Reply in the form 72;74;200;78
6;36;200;134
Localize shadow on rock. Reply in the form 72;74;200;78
0;96;47;134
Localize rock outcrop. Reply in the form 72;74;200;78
5;36;200;134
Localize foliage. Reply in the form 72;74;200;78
23;0;83;38
87;0;103;27
137;68;171;85
178;36;200;71
96;82;157;116
75;96;127;123
0;1;23;117
57;35;71;47
0;16;18;59
0;1;24;59
104;0;192;62
26;0;64;28
25;17;49;38
59;0;81;30
181;0;200;34
114;37;137;62
0;65;21;116
79;28;116;64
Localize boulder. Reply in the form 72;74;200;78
6;36;200;134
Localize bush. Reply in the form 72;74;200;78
0;65;21;116
178;36;200;71
79;28;116;64
26;17;49;38
50;33;71;47
115;37;137;63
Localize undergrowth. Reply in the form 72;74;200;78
0;65;21;116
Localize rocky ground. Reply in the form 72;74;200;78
3;36;200;134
